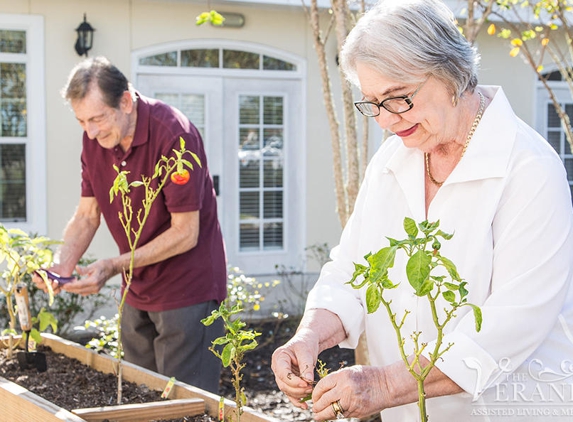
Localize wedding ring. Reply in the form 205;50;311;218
331;400;345;419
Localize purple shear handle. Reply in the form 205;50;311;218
35;269;75;285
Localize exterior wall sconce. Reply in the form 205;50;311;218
75;14;95;57
213;12;245;28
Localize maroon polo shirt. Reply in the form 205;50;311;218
80;93;227;311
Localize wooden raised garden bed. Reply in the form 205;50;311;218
0;333;279;422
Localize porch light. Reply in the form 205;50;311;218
74;14;95;57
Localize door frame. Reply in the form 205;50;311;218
132;40;307;275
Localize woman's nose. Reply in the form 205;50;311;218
374;109;401;130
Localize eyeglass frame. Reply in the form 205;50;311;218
354;79;428;117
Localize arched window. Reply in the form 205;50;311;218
138;48;297;71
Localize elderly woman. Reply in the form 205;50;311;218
271;0;573;421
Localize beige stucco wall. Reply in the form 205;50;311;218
0;0;543;278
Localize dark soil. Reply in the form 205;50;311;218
0;318;382;422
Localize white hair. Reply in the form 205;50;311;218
339;0;480;98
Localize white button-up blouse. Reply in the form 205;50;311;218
305;86;573;421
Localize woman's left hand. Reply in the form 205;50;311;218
310;365;389;421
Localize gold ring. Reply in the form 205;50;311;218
331;400;345;419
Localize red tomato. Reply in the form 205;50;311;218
171;169;190;185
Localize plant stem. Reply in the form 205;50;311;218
417;378;428;422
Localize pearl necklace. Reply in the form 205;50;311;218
425;91;485;187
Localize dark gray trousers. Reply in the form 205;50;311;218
121;301;224;394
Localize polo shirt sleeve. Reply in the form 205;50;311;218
430;144;573;398
80;140;95;197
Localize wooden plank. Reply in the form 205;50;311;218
41;333;281;422
0;377;86;422
72;397;204;422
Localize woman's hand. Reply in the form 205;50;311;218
271;328;320;410
311;365;389;421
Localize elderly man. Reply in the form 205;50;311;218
34;56;226;394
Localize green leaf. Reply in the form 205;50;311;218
347;263;369;289
367;246;397;283
201;313;217;326
212;337;230;346
221;343;235;367
442;290;456;303
467;304;483;332
444;282;459;291
438;255;460;280
190;151;202;168
403;217;418;238
38;309;58;333
406;250;431;295
365;283;382;314
30;328;42;345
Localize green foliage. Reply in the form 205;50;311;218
202;303;260;422
195;10;225;26
84;314;120;356
347;217;482;422
0;225;61;356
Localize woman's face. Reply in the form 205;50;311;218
355;62;457;153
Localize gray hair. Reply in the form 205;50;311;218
62;56;136;108
339;0;480;98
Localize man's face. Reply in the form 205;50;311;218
71;87;131;150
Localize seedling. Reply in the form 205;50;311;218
109;136;201;403
347;217;482;422
202;303;260;422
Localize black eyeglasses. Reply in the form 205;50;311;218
354;79;427;117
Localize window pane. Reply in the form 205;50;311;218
263;129;283;156
240;191;259;219
181;49;220;68
240;223;259;250
180;94;205;126
223;49;259;69
139;52;177;66
0;30;26;54
239;96;259;124
240;160;259;188
547;104;561;128
239;128;260;151
264;191;283;218
263;159;283;188
263;222;283;249
263;56;296;71
155;93;205;139
547;131;561;154
263;97;283;125
564;158;573;181
0;144;26;221
1;63;27;137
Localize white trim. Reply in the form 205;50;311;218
0;14;46;234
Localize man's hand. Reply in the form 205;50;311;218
62;258;116;296
31;264;74;295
